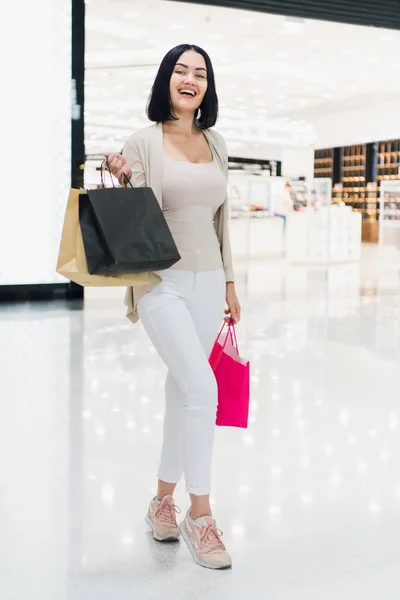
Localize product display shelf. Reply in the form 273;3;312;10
339;144;367;226
377;139;400;193
314;148;333;178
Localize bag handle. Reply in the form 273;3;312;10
121;171;134;189
218;318;239;353
211;319;239;370
100;159;116;188
100;159;135;190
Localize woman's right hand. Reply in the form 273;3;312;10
104;153;132;183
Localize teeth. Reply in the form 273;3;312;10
180;89;195;96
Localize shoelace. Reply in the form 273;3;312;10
155;499;181;526
200;524;226;554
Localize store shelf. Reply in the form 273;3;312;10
314;138;400;238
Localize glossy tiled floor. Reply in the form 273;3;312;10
1;245;400;600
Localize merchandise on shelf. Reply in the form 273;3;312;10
314;138;400;241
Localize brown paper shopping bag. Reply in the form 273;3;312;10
56;189;152;287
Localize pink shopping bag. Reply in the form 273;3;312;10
209;320;250;428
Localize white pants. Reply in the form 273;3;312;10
137;269;226;495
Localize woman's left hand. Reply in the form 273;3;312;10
225;283;241;324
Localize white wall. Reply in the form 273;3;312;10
0;0;71;285
281;147;314;181
227;141;314;182
313;97;400;149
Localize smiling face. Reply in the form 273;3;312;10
169;50;208;117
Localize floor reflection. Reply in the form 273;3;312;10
1;245;400;599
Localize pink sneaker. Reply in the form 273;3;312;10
145;495;181;542
179;510;232;569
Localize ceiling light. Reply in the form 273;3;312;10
252;89;263;95
239;17;255;24
257;108;267;114
245;42;259;51
283;16;305;35
105;43;120;50
278;94;287;100
277;104;286;110
348;84;357;92
256;100;266;106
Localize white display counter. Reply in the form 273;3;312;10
286;206;362;264
230;216;285;260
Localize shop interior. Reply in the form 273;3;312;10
84;0;400;265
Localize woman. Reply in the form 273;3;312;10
105;44;241;570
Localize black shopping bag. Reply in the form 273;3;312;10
79;185;181;275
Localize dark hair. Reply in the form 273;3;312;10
147;44;218;129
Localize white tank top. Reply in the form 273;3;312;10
161;153;227;271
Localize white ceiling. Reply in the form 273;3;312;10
85;0;400;156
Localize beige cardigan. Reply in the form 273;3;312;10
122;122;234;324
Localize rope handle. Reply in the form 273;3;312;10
100;159;115;188
100;158;134;189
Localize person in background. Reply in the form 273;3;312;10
274;181;295;225
104;44;241;570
